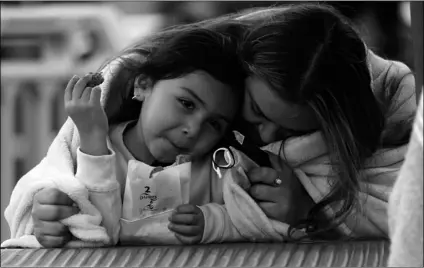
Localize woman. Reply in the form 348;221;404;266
232;4;417;239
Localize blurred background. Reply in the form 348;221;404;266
0;1;421;243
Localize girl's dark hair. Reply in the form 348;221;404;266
238;4;386;239
99;22;247;125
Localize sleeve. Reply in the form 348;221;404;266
199;203;246;243
75;147;122;246
4;157;52;240
4;119;78;241
296;57;418;238
388;93;423;267
296;147;408;239
380;61;417;146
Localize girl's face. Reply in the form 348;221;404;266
139;71;239;163
241;76;320;146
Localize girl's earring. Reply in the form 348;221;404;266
132;87;144;101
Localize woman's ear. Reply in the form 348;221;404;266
133;75;153;102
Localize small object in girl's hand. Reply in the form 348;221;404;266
87;73;104;87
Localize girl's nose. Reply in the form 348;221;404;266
182;118;202;140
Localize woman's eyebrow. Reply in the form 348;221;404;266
180;86;231;123
248;89;316;133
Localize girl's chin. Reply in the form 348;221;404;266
150;149;179;165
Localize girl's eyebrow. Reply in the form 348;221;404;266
181;86;206;106
180;86;231;123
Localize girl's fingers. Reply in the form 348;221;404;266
34;220;70;236
64;75;80;102
35;188;74;206
169;213;198;225
33;203;79;221
81;87;93;102
174;233;200;244
174;204;197;214
35;232;72;248
72;73;92;99
89;86;102;106
168;223;202;236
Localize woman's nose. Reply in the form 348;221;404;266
258;122;280;144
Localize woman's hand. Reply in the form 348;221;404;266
247;159;314;224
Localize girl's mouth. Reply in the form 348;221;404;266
168;139;190;153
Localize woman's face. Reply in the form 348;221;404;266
241;76;320;146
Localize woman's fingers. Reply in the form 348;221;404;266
257;201;292;222
249;183;282;202
247;167;279;185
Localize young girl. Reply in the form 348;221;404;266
231;4;417;239
16;26;246;247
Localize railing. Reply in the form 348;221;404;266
1;77;69;243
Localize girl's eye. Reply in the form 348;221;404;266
179;99;195;110
209;120;222;132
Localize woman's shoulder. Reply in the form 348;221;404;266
368;50;417;146
368;49;414;102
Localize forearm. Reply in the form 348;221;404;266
75;147;121;245
79;132;109;156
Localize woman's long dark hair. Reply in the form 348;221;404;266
237;4;386;239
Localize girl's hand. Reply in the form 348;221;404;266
247;161;314;224
32;188;80;248
168;204;205;244
64;74;109;156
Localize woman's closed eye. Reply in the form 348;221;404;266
209;119;223;132
251;99;264;118
249;94;268;120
